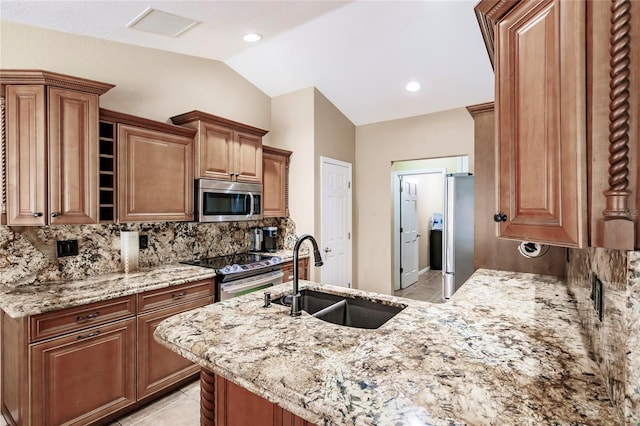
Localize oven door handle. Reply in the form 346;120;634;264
221;271;284;294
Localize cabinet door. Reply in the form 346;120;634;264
118;124;194;222
48;87;99;224
5;85;47;225
263;150;288;217
211;373;313;426
234;131;262;183
30;318;136;426
198;122;234;180
137;298;208;399
281;258;309;282
495;0;586;247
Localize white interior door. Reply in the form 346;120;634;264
320;157;352;288
400;178;419;288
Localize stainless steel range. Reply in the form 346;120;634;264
182;253;283;301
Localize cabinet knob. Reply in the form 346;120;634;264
51;212;60;218
493;213;508;222
32;212;43;217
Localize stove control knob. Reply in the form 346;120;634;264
231;264;241;272
270;256;283;265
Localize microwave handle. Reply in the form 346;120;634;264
247;192;255;217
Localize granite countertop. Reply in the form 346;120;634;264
251;249;309;261
154;268;619;425
0;264;216;318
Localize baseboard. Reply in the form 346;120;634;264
419;266;431;275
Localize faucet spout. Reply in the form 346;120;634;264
291;234;323;316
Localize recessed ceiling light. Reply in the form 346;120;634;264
406;82;421;92
127;7;199;37
243;33;262;42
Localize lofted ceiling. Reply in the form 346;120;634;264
0;0;494;125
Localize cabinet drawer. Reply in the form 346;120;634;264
137;279;214;313
30;295;135;343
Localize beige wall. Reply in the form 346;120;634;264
415;173;444;271
270;88;315;240
270;88;355;282
313;89;356;283
0;21;271;130
355;107;474;295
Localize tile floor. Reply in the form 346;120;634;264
394;269;444;303
0;271;444;426
109;380;201;426
0;380;201;426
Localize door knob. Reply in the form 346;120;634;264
324;247;332;253
493;213;507;222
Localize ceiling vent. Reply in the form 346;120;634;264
126;7;199;37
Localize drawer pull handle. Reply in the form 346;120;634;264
76;311;100;322
172;291;188;299
77;331;100;340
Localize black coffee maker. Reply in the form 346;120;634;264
262;227;277;252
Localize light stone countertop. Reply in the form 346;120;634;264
251;249;309;261
0;264;216;318
153;268;620;426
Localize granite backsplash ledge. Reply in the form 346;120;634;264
0;217;298;286
567;247;640;425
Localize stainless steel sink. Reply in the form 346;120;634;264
273;289;406;329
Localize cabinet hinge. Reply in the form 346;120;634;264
400;267;404;273
348;232;351;240
348;181;351;189
400;227;403;233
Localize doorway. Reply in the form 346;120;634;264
320;156;352;288
391;156;469;296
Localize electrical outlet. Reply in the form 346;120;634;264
591;273;604;322
56;240;79;257
595;276;604;322
139;234;148;250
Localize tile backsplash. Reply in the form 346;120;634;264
567;247;639;425
0;218;298;286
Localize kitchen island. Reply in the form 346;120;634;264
154;268;620;425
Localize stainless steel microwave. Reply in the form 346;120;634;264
195;179;262;222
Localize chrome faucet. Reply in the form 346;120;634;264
290;234;323;316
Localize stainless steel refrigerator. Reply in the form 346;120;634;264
442;173;474;299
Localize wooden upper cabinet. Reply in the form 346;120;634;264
263;145;291;218
47;87;99;225
5;85;47;225
1;70;114;226
234;131;263;182
170;110;267;183
198;122;234;179
491;0;587;247
117;122;194;222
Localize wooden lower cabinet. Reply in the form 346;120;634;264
137;298;209;399
280;258;309;283
201;369;313;426
30;319;136;426
1;279;214;426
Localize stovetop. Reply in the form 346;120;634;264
182;253;283;277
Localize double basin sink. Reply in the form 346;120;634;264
272;289;406;329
